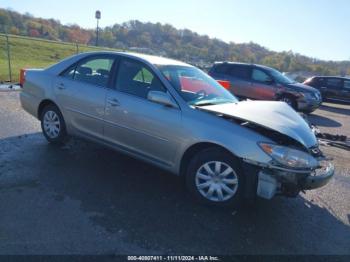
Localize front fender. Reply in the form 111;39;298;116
174;109;274;174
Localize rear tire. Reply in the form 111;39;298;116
40;104;68;145
185;148;245;208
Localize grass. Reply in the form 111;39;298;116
0;34;121;82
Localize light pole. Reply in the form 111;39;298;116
95;10;101;46
4;28;12;82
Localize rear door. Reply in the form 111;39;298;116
250;68;276;100
54;55;116;139
226;65;252;98
324;78;343;100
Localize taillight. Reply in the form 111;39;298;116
19;69;26;87
217;80;231;90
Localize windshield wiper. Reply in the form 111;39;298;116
193;102;218;107
193;100;234;107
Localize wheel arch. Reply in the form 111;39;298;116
37;99;60;119
277;91;299;100
179;142;239;177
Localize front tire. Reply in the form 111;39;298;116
185;148;245;208
279;95;297;110
40;104;68;145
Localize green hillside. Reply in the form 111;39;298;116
1;7;350;83
0;34;119;82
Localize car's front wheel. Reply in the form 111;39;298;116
185;148;244;207
279;95;297;110
40;104;68;145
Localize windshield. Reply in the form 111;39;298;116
157;65;238;106
267;68;295;85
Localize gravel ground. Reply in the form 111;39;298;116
0;91;349;255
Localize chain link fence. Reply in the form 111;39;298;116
0;34;121;83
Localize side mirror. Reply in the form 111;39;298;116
147;91;178;108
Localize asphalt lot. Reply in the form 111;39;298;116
0;91;349;255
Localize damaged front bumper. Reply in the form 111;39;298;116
302;161;334;190
243;159;335;199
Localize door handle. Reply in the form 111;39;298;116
57;83;66;90
107;98;120;107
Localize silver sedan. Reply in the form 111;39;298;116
20;51;334;207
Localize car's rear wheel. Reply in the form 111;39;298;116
40;104;68;145
185;148;244;208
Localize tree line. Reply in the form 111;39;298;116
1;8;349;78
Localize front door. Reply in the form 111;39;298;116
340;79;350;102
103;58;182;167
250;68;276;100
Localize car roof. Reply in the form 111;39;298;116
214;61;252;66
46;51;193;76
312;76;350;80
213;61;274;70
80;51;192;67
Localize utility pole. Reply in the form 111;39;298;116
95;10;101;46
5;33;12;82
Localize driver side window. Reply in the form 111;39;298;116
252;69;272;83
116;59;166;99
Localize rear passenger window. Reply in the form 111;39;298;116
228;65;251;79
61;64;76;79
326;78;342;89
213;64;230;74
73;57;114;87
116;59;166;99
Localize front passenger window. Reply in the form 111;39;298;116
133;68;154;84
344;80;350;90
116;60;166;99
252;69;272;83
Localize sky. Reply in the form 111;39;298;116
1;0;349;61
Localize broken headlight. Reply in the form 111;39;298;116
259;143;318;169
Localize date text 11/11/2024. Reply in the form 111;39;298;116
127;256;220;261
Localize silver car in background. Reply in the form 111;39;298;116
20;51;334;207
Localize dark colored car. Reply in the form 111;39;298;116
303;76;350;103
208;62;322;113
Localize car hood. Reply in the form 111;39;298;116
286;82;318;93
200;101;317;148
